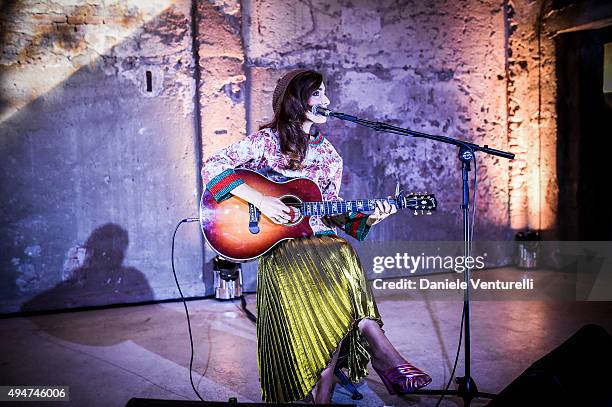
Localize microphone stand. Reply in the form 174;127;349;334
324;109;514;406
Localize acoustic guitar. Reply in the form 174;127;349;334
199;169;437;262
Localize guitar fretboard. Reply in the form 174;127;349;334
298;198;399;217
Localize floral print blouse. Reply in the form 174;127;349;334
201;127;371;241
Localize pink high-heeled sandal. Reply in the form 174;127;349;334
373;362;432;395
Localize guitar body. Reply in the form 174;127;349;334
200;169;322;262
200;168;437;262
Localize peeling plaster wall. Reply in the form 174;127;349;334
507;0;558;235
0;0;204;313
244;0;513;243
193;0;251;284
1;0;562;313
197;0;247;155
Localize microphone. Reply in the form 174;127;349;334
310;104;359;122
311;104;332;117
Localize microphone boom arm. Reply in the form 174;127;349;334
325;110;514;160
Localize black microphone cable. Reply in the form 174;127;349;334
171;217;204;402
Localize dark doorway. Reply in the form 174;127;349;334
556;25;612;240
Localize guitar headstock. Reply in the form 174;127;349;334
399;192;437;215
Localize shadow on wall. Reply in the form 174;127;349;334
21;223;154;313
17;227;256;398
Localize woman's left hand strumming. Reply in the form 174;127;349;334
366;196;397;226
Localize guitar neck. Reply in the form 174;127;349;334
298;198;396;217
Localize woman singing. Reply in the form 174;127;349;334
201;69;431;403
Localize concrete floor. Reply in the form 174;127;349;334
2;267;612;407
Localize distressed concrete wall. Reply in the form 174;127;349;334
0;0;204;313
194;1;250;281
507;0;558;236
1;0;565;313
197;1;247;155
243;0;513;243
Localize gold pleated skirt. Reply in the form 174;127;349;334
256;235;383;403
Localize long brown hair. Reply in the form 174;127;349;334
260;70;323;170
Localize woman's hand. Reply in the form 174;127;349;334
366;197;397;226
257;195;293;225
231;183;293;225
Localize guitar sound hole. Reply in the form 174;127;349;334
280;195;303;226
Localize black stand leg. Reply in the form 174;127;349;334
334;368;364;400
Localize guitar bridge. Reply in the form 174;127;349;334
248;203;260;234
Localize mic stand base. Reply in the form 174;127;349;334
410;376;496;406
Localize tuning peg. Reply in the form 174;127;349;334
413;210;418;216
427;210;432;215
